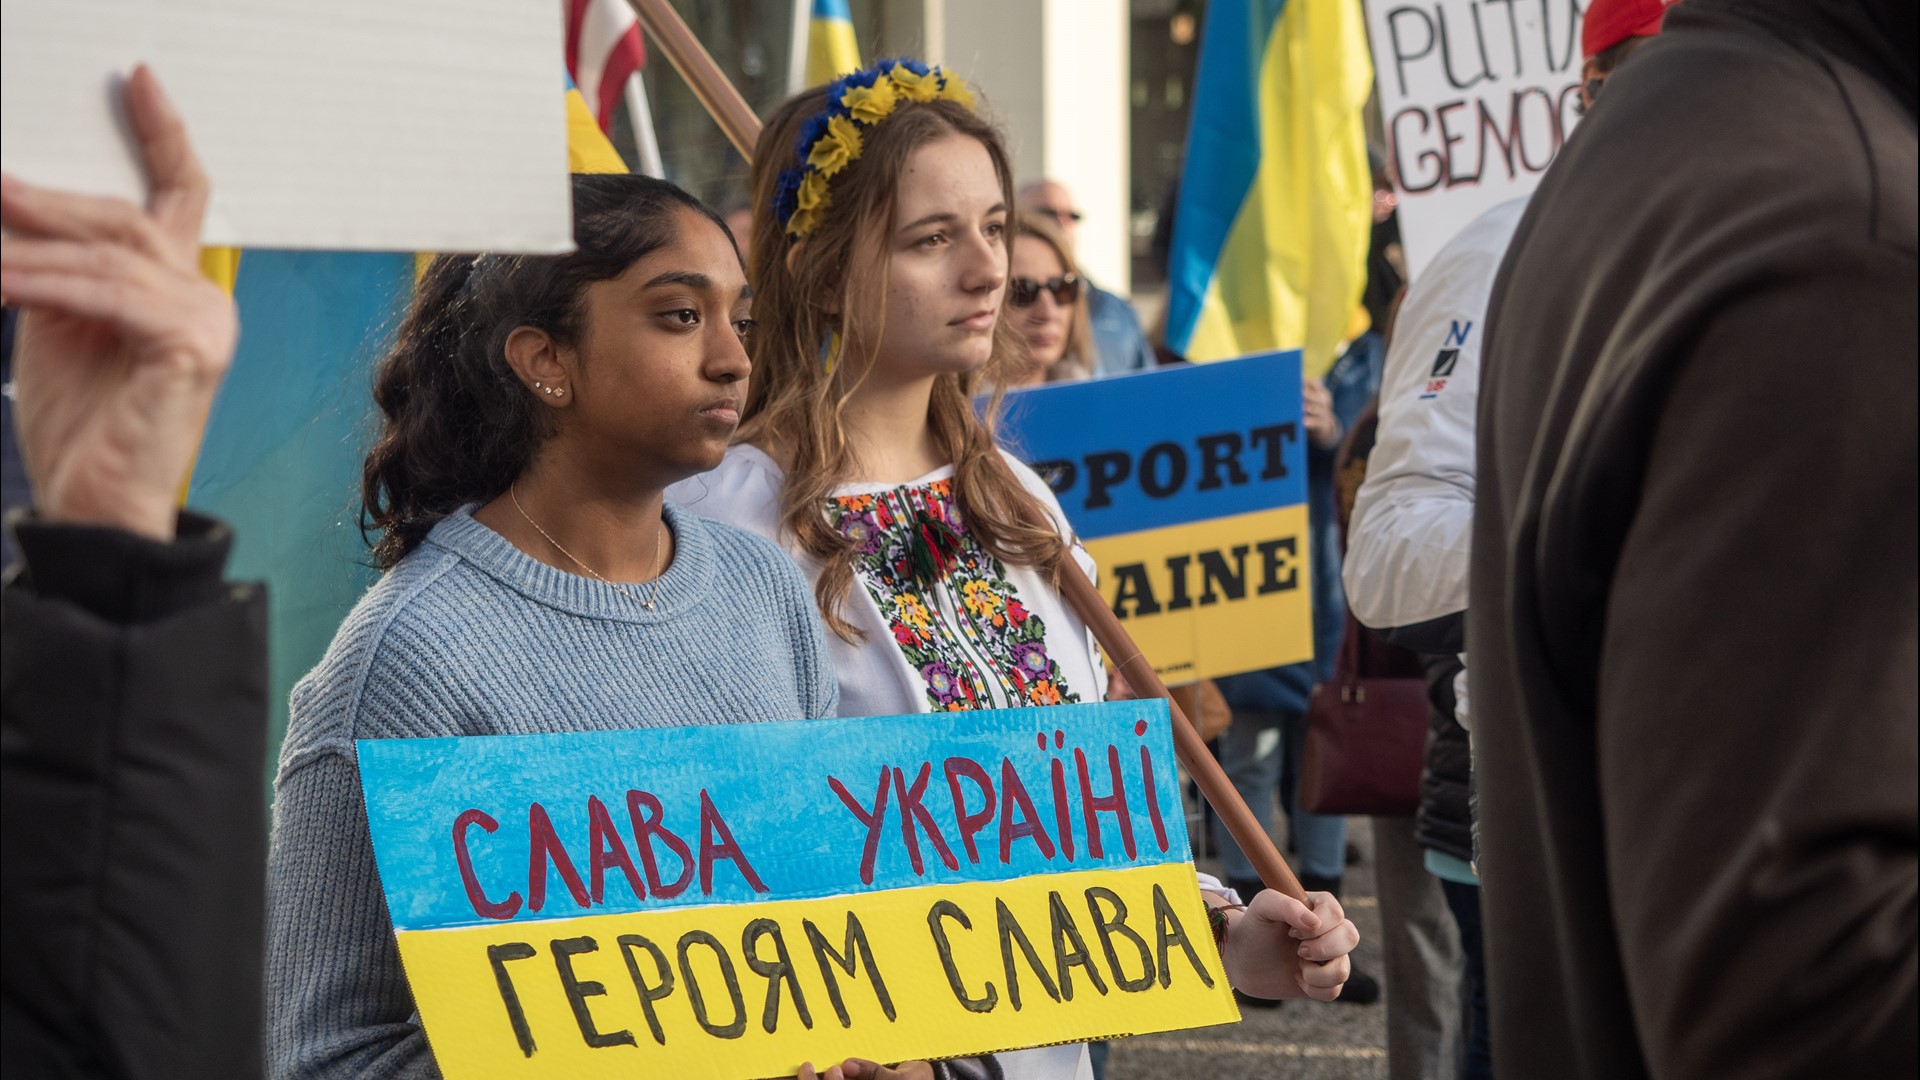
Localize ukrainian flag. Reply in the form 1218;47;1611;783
185;80;627;769
1163;0;1373;378
563;73;630;174
806;0;862;86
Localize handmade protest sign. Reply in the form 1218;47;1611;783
358;700;1237;1079
996;352;1312;683
0;0;571;252
1364;0;1589;276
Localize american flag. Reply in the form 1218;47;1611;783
562;0;663;176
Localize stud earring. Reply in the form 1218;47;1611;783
553;388;566;397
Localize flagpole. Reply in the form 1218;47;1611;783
787;0;811;96
616;0;1305;906
625;74;666;178
622;0;761;159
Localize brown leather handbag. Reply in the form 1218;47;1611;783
1299;397;1432;816
1299;612;1430;816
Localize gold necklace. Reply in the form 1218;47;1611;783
509;483;665;612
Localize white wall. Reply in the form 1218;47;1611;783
933;0;1131;292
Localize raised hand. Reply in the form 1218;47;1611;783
0;64;236;541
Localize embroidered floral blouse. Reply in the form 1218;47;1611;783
668;445;1106;722
670;445;1235;1080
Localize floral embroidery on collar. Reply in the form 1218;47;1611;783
827;478;1079;711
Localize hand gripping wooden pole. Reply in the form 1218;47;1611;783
620;0;1306;905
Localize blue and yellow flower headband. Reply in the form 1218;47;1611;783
772;58;976;239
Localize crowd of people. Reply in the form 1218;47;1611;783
1;0;1913;1078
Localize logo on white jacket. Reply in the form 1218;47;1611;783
1421;321;1470;398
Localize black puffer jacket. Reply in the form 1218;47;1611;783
2;511;268;1080
1414;652;1471;863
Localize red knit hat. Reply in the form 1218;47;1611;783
1582;0;1673;59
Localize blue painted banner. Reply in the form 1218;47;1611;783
360;701;1191;933
996;353;1313;680
357;701;1238;1077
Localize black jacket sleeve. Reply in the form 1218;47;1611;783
1373;610;1464;657
2;510;269;1080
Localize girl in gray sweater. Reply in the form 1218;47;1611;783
266;175;842;1078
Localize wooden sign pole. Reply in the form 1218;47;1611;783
620;0;1305;905
1050;553;1306;901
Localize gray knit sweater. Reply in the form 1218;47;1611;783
266;504;837;1079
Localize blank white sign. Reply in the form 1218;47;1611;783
0;0;574;252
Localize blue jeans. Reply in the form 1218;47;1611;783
1211;709;1348;884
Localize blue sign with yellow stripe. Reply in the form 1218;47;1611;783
998;352;1313;680
356;701;1238;1078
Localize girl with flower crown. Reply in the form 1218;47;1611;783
668;59;1360;1080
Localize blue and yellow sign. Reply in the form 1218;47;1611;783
999;351;1312;681
358;701;1237;1078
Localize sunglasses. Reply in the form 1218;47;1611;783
1037;206;1084;224
1008;273;1082;309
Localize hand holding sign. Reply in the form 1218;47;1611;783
1303;378;1342;451
0;65;236;542
1222;890;1358;1002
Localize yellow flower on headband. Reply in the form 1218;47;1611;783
890;64;941;103
841;78;897;124
787;205;823;237
937;74;974;110
797;171;830;212
807;114;863;177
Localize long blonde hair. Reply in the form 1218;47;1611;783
739;84;1069;641
1012;214;1096;383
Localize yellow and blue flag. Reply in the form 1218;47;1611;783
186;248;413;764
564;71;630;174
1163;0;1373;378
806;0;862;86
186;79;628;764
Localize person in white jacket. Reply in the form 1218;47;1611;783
1343;195;1528;1080
1344;196;1526;658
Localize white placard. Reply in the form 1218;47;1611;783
0;0;573;253
1365;0;1588;278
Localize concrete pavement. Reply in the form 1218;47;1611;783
1107;818;1390;1080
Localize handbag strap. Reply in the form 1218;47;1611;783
1333;611;1365;685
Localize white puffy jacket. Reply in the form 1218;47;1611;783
1343;197;1529;727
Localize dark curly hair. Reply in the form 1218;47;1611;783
361;173;732;570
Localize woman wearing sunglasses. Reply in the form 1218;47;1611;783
1005;214;1096;387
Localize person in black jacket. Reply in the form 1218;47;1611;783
1473;0;1916;1076
0;66;265;1079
